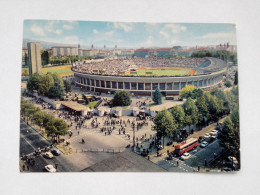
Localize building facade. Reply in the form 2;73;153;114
51;46;78;57
27;42;42;75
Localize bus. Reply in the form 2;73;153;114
174;138;198;156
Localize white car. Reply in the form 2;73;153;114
180;152;191;160
210;130;218;136
43;152;54;159
45;165;56;172
200;141;209;148
228;156;239;165
204;133;211;138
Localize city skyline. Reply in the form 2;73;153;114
23;20;237;48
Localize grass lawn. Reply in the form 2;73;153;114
22;65;73;76
86;101;99;109
122;106;129;109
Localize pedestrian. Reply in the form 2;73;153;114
22;164;25;171
78;131;79;135
55;163;58;169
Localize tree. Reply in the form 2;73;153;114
27;73;41;92
180;85;196;100
31;111;44;130
234;71;238;85
46;118;68;137
38;73;54;96
153;88;162;105
64;80;72;93
218;117;240;155
48;82;64;99
182;98;198;129
224;81;232;88
41;51;49;65
170;106;185;131
112;90;132;106
196;95;209;128
153;109;177;147
42;112;55;129
192;88;204;99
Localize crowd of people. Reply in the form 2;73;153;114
72;57;207;76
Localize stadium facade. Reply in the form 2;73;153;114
72;58;227;96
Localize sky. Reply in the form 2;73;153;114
23;20;237;48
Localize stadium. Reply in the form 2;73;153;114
72;57;227;96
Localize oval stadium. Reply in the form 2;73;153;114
72;57;227;97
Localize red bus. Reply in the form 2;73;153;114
174;138;199;156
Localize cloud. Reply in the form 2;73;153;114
30;25;45;36
45;21;63;35
104;31;114;37
113;22;133;32
159;30;169;39
195;32;237;45
164;24;187;34
63;36;80;44
93;29;99;34
63;24;73;30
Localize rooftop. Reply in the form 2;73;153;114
81;150;166;172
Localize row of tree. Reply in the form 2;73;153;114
191;50;237;64
153;85;239;148
21;98;68;137
27;73;72;99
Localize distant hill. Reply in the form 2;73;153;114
23;38;80;49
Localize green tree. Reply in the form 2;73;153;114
46;118;68;137
42;112;55;129
31;111;44;130
112;90;132;106
41;51;49;65
153;109;177;147
48;82;64;99
180;85;196;100
153;88;162;105
170;106;185;131
234;71;238;85
27;73;41;92
224;81;232;88
192;88;204;99
196;95;209;128
182;98;198;129
218;117;240;155
64;80;72;93
38;74;54;96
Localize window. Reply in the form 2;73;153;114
138;83;144;90
199;80;203;87
160;83;165;90
194;81;197;87
101;80;105;88
167;83;172;90
124;82;130;89
131;83;137;90
181;82;186;89
173;82;179;90
152;83;158;90
145;83;151;90
106;81;111;88
188;81;192;85
112;81;117;89
96;80;100;87
91;79;95;86
204;80;207;86
118;82;123;89
87;79;90;85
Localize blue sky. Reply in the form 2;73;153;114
23;20;237;48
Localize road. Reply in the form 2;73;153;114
20;120;77;172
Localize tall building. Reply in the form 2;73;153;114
27;42;42;75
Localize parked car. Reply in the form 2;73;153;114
45;165;56;172
43;152;54;159
51;148;61;156
228;156;239;165
210;130;218;136
223;167;233;172
198;136;205;143
211;135;217;139
204;133;211;138
200;141;209;148
180;152;191;160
